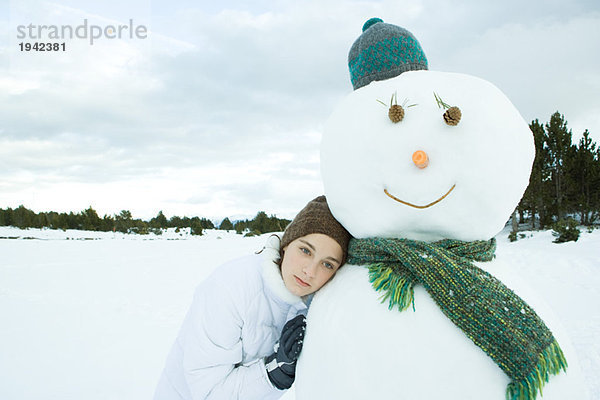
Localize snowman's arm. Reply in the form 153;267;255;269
178;276;282;400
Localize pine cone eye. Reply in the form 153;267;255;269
443;106;462;126
388;104;405;123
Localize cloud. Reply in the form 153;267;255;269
435;12;600;137
2;0;599;219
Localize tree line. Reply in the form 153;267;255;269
228;212;291;236
0;206;291;237
0;207;214;235
517;111;600;229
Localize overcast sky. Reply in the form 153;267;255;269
1;0;599;221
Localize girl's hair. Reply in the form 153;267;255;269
256;234;284;268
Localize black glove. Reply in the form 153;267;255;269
265;314;306;390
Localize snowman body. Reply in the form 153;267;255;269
295;71;588;399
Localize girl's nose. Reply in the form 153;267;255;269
303;262;318;278
412;150;429;169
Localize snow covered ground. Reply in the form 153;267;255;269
0;226;598;399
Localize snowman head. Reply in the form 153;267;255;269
321;19;534;242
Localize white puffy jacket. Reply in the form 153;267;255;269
154;236;309;400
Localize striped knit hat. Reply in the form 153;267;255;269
348;18;428;90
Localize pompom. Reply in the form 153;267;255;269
362;18;383;32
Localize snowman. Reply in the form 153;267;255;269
295;18;588;400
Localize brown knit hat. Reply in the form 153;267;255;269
281;195;351;264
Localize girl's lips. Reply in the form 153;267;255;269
294;275;310;287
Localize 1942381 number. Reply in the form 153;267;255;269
19;42;66;51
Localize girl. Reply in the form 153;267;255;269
154;196;350;399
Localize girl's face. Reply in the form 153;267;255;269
280;233;343;297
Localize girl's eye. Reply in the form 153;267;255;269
323;262;334;270
300;247;311;255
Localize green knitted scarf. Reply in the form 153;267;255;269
347;237;567;400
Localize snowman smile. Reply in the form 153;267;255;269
383;184;456;209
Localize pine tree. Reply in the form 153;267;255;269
115;210;133;233
544;112;574;221
169;216;185;229
67;212;80;230
13;205;35;229
34;212;49;229
0;208;10;226
54;213;69;231
200;218;215;229
101;214;115;231
219;217;233;231
190;217;203;236
520;120;552;229
595;147;600;222
252;211;270;234
150;211;168;229
81;206;102;231
234;220;248;234
270;215;290;232
568;130;599;225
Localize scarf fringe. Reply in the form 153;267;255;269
506;340;568;400
367;263;415;311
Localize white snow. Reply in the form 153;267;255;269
0;226;598;399
0;227;290;399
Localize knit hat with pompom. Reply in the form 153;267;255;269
348;17;428;90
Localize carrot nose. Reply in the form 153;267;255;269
412;150;429;169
